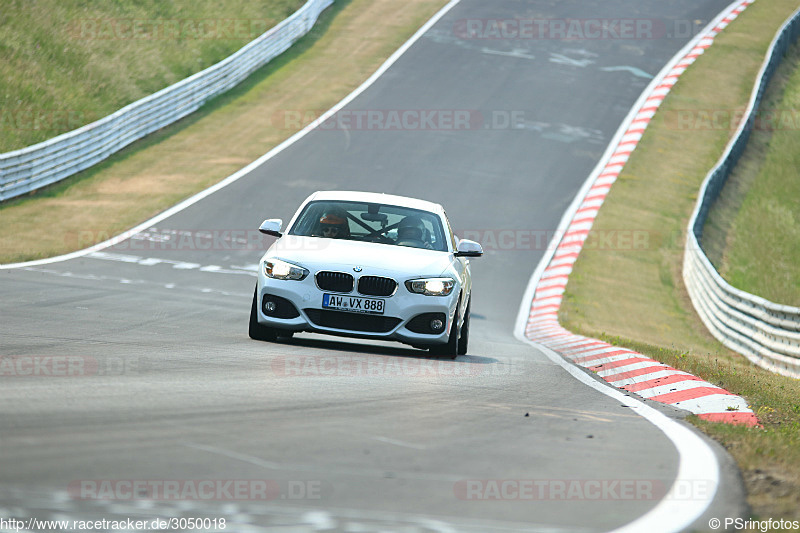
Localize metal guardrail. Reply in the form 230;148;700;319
684;7;800;379
0;0;333;202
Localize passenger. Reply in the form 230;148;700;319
315;213;350;239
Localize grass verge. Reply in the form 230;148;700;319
0;0;448;263
702;40;800;306
559;0;800;519
0;0;304;152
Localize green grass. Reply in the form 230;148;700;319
0;0;448;263
702;41;800;306
559;0;800;519
0;0;303;152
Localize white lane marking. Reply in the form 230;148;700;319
575;353;641;367
596;362;670;378
636;380;721;399
608;370;695;387
601;66;654;79
674;394;750;414
184;443;285;470
184;442;466;482
301;511;337;530
0;0;463;271
549;53;594;68
232;263;260;271
22;267;248;298
515;2;755;531
371;436;427;450
527;342;719;533
481;48;535;60
562;346;621;358
88;251;140;263
85;251;257;276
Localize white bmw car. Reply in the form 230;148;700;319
248;191;483;357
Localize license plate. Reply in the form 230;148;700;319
322;294;385;315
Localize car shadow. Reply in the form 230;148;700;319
276;335;501;365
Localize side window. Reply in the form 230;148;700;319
421;215;444;251
442;212;457;251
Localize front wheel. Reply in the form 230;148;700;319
457;298;470;356
248;288;278;342
430;300;460;359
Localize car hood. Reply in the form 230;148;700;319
266;236;455;277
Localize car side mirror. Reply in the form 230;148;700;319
455;239;483;257
259;219;283;237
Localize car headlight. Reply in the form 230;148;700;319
405;277;455;296
264;258;308;280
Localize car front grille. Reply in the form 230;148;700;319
304;309;401;333
316;271;354;293
357;276;397;297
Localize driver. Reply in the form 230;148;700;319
396;216;430;248
315;212;350;239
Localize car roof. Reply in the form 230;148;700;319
306;191;445;215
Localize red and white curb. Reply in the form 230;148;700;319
521;0;759;427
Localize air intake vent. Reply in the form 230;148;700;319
316;271;354;293
304;309;401;333
357;276;397;297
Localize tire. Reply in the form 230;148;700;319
248;288;278;342
457;297;470;356
430;298;460;359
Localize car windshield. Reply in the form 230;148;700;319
289;200;448;251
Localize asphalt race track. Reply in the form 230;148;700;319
1;1;745;531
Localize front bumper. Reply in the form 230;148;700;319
255;273;458;347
